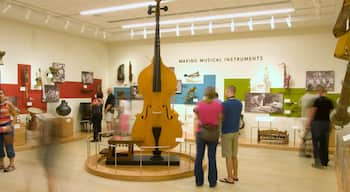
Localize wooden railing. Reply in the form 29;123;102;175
336;126;350;192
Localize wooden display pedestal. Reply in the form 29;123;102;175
36;113;74;140
14;123;26;146
55;117;73;138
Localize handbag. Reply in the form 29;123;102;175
334;31;350;60
199;124;220;142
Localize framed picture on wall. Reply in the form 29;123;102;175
306;71;335;91
130;85;143;100
81;71;94;85
176;80;182;94
245;93;283;114
42;84;60;102
52;62;65;83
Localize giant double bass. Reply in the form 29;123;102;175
131;0;182;156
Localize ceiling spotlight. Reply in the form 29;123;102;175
122;8;295;29
81;25;85;33
130;29;135;39
25;10;31;20
248;18;253;31
143;28;147;39
176;24;180;37
103;32;107;39
191;23;195;35
2;4;12;14
270;16;275;30
64;21;70;30
230;19;235;32
208;22;213;34
45;15;51;24
286;15;292;28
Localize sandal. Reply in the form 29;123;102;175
232;177;239;181
219;178;234;184
4;165;15;172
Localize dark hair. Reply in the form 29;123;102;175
96;91;103;99
205;87;217;100
215;92;219;98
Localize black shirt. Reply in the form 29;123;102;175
313;96;334;121
105;93;115;110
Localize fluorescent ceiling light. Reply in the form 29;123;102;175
122;8;295;29
80;0;175;15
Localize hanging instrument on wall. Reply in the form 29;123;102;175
129;61;133;84
132;0;182;155
280;63;291;89
0;51;5;65
331;0;350;127
117;64;125;83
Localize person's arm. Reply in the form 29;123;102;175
306;107;317;129
8;102;17;127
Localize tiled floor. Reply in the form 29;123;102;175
0;140;337;192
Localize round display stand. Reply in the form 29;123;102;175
85;151;201;181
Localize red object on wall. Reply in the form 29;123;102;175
58;79;102;98
18;64;31;113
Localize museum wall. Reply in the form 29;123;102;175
108;27;347;141
0;18;110;133
109;27;346;94
0;18;109;85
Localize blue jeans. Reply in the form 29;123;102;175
194;134;218;186
0;130;15;159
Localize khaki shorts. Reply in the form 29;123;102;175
221;132;239;158
105;112;113;122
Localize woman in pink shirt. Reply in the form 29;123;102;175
193;87;223;188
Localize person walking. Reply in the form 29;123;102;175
220;85;242;184
91;91;103;142
0;89;17;172
299;88;318;158
308;86;334;168
105;88;115;135
193;87;223;188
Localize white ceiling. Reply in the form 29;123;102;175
0;0;343;41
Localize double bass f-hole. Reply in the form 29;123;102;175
162;105;173;120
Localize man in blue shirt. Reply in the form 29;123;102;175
219;85;242;184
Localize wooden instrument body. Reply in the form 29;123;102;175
131;57;182;149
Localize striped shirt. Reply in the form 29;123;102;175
0;101;12;132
